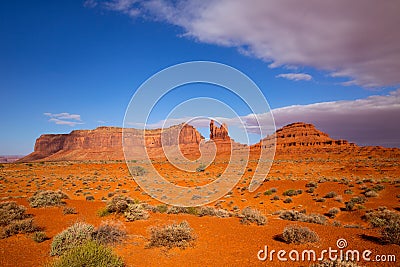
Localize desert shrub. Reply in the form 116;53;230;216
326;208;340;218
28;190;68;208
283;189;302;197
106;195;136;213
381;217;400;245
279;210;326;225
129;165;147;176
373;184;385;191
283;197;293;203
1;218;41;239
364;208;400;228
92;220;126;245
240;207;267;225
270;187;277;193
306;187;315;193
32;231;48;243
167;206;189;214
364;190;378;197
316;198;326;202
197;206;230;218
310;259;362;267
85;195;95;201
263;190;273;196
0;201;27;226
124;204;149;221
324;191;337;198
272;195;280;200
50;222;95;256
305;181;318;188
47;241;124;267
344;196;366;211
63;207;77;215
97;207;110;217
344;189;353;194
196;163;206;172
282;225;319;244
148;221;195;249
156;204;168;213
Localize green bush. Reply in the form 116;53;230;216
240;207;267;225
47;241;124;267
50;222;94;256
148;221;195;249
282;225;319;244
28;190;69;208
124;204;149;221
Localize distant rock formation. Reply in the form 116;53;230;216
21;124;203;162
209;120;229;140
19;121;399;162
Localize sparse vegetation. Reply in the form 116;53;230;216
47;241;124;267
50;222;94;256
279;210;327;225
106;195;136;214
1;218;41;239
282;225;319;244
63;207;77;215
124;203;150;221
148;221;195;249
196;163;206;172
0;201;27;225
283;189;302;197
129;165;147;176
283;197;293;203
364;207;400;244
28;190;68;208
326;208;340;218
324;191;337;198
32;231;48;243
92;220;126;245
240;207;267;225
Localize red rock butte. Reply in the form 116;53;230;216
19;121;399;162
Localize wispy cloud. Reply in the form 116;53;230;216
89;0;400;88
44;112;83;127
276;73;312;81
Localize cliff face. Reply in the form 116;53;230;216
22;124;204;162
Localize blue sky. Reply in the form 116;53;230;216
1;0;399;154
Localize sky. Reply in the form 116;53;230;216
1;0;400;155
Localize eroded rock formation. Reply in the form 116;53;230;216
209;120;229;140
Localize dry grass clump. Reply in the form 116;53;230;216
1;218;41;239
364;207;400;244
325;208;340;219
282;225;319;244
129;165;147;176
0;201;27;225
197;206;231;218
124;203;150;221
32;231;48;243
28;190;69;208
62;206;77;215
240;207;267;225
92;220;126;245
279;210;327;225
106;195;137;214
148;221;195;249
0;201;41;239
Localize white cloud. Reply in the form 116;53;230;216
276;73;312;81
92;0;400;88
44;112;83;127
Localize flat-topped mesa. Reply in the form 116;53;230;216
209;120;230;140
258;122;355;150
21;124;204;162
